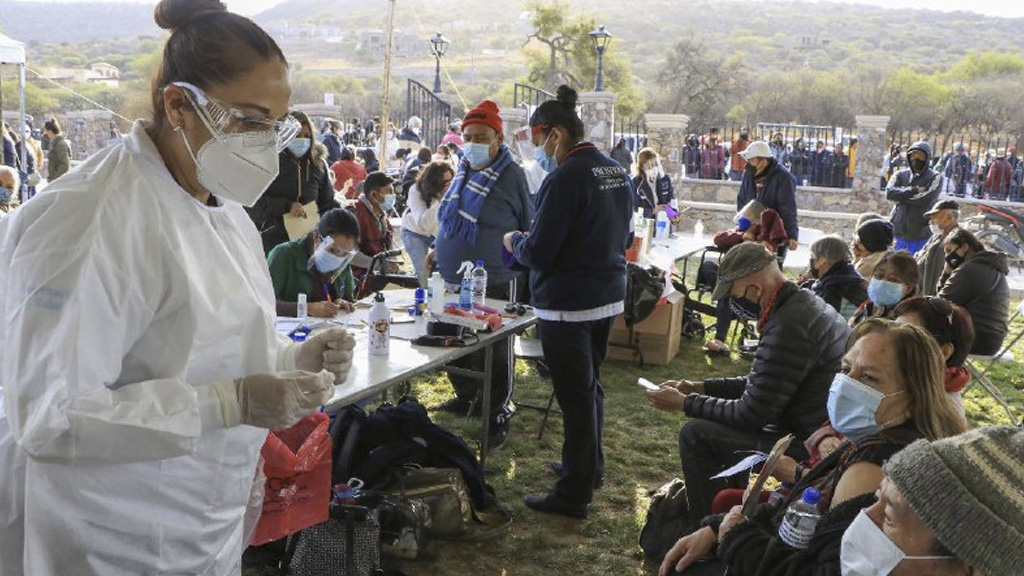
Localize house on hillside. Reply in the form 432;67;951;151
356;29;425;58
35;63;120;88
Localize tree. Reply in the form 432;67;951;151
653;38;747;128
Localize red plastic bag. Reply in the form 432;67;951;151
251;412;333;545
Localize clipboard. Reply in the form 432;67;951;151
741;434;794;517
283;200;318;240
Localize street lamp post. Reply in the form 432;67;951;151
429;32;450;94
588;25;613;92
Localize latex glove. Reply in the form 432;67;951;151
294;328;357;385
213;370;333;430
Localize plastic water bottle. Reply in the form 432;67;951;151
428;271;446;317
778;488;821;549
471;260;488;307
368;292;390;356
296;293;307;321
655;211;669;239
458;261;475;310
694;220;705;239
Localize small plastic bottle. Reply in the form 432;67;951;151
655;210;670;239
296;293;308;321
457;261;475;310
368;292;390;356
471;260;488;307
778;487;822;550
428;271;446;317
694;220;705;239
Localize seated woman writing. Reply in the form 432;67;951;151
267;208;359;318
659;318;966;576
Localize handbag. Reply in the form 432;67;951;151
384;465;472;539
286;504;382;576
639;478;691;561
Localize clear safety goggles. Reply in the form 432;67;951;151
170;81;301;152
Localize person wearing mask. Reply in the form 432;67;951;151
985;148;1013;201
349;171;397;267
789;137;811;185
504;85;632;519
735;140;799;259
945;142;972;198
321;119;344;166
895;296;975;428
268;208;359;318
611;137;634;170
402;160;453;282
915;199;959;296
769;132;789;169
939;227;1009;355
0;1;357;574
701;129;726;180
247;110;338;254
658;319;965;576
811;140;831;186
440;120;464;147
434;99;533;450
398;116;423;147
682;134;702;179
851;250;920;325
802;234;868;317
330;146;367;198
886;141;941;254
401;147;433;203
852;218;894;278
729;129;750;181
829;142;850;188
0;165;19;217
632;147;676;219
843;426;1024;576
646;242;851;531
43;118;72;182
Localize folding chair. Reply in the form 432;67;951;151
513;334;560;440
963;300;1024;423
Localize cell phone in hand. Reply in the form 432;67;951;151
637;377;660;391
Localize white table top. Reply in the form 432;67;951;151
292;289;536;412
645;233;813;273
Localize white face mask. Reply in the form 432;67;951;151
178;128;280;207
841;510;955;576
929;223;943;235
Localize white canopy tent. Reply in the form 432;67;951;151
0;32;28;171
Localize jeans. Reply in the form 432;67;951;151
539;316;614;506
895;237;928;254
402;228;434;283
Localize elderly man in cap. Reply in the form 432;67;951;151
431;99;533;449
916;200;960;295
736;140;799;260
842;425;1024;576
647;242;851;529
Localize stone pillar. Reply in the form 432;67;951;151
578;91;617;152
645;113;690;181
853;115;890;199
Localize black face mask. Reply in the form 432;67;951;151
728;285;762;322
945;252;965;270
910;158;928;173
745;163;758;176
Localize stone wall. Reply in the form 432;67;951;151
578;91;617;152
62;110;118;160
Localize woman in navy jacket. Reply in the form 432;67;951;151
504;86;633;519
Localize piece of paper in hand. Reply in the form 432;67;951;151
741;434;794;517
711;452;768;479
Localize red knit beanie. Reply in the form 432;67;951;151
462;100;503;135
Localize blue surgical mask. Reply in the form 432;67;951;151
287;137;311;157
462;142;493;169
736;216;752;232
827;373;904;441
0;187;11;205
313;240;355;274
533;134;558;173
867;278;905;308
381;193;396;212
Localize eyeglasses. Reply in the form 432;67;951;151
169;81;301;153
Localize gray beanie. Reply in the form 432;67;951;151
884;426;1024;576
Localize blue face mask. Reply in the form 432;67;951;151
736;216;752;232
867;278;905;308
461;142;493;169
533;133;558;173
0;187;11;205
827;373;904;441
312;238;355;274
380;193;396;213
287;137;311;157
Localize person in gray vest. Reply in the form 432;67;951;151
915;199;959;296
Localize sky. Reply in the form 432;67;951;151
11;0;1024;19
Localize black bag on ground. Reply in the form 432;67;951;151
639;478;691;562
626;263;666;326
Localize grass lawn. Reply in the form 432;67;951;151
386;305;1024;576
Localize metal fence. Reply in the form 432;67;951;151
406;78;452;150
513;83;554;111
888;131;1024;201
614;115;647;155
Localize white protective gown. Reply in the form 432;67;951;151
0;121;282;576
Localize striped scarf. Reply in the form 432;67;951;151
438;144;515;245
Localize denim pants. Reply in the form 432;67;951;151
402;228;434;282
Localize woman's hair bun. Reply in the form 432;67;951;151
555;85;578;108
154;0;227;31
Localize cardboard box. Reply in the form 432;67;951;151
607;291;684;365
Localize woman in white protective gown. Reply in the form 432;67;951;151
0;1;356;574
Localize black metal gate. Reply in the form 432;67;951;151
615;115;648;155
513;83;554;112
406;79;451;150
